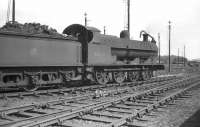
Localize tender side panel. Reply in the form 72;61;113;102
0;35;81;66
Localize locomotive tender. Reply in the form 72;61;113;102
0;23;164;91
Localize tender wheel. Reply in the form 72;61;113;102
95;71;109;85
128;71;140;82
142;71;150;80
148;71;153;78
23;76;39;91
113;72;126;83
23;84;38;91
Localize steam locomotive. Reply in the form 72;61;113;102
0;23;164;91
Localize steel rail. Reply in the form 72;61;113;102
0;76;176;98
6;75;199;127
105;79;200;127
0;76;179;119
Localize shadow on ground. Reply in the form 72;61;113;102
180;109;200;127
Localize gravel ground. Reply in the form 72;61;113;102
1;71;199;127
129;85;200;127
0;93;75;109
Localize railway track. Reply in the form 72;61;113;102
0;74;199;127
0;75;179;111
0;75;177;99
0;76;179;120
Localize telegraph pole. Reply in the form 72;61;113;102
168;21;171;72
184;45;186;66
84;12;87;27
104;26;106;35
158;33;161;64
12;0;15;23
127;0;130;39
178;48;179;65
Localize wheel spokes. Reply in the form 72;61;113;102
142;71;150;80
113;72;126;83
128;71;139;81
95;71;109;85
23;84;38;91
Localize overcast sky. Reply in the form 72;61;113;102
0;0;199;60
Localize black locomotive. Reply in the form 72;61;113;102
0;22;164;91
